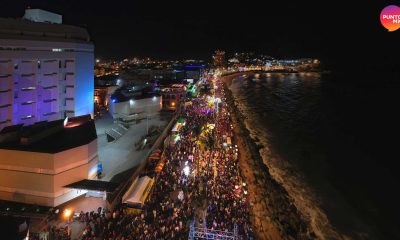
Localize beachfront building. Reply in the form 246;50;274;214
109;92;162;124
0;9;94;131
0;115;98;207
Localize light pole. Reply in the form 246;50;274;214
146;115;149;135
63;209;72;238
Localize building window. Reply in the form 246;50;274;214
21;73;35;77
45;72;57;76
21;101;35;105
21;87;36;91
0;104;11;108
21;115;34;120
64;59;74;68
43;112;56;116
43;85;57;90
0;74;11;78
59;60;62;68
65;98;74;106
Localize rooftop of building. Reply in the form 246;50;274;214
0;115;97;153
111;86;161;103
0;13;91;43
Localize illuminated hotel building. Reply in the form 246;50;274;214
0;115;98;207
0;9;94;131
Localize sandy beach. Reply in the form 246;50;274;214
222;79;316;240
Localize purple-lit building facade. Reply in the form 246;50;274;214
0;9;94;130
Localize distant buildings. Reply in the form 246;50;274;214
220;51;321;73
212;50;226;67
94;85;118;114
161;84;186;111
0;9;94;131
93;58;206;122
94;60;119;77
0;115;98;207
94;75;119;115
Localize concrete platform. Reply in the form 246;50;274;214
95;112;170;181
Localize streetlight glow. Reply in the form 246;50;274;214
64;208;72;218
183;166;190;176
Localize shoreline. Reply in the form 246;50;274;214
220;70;326;77
222;80;316;240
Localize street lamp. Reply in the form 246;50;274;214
63;209;72;219
62;208;73;238
146;115;149;135
183;166;190;176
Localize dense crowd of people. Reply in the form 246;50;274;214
200;83;254;239
38;79;255;240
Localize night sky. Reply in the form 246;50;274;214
1;1;399;72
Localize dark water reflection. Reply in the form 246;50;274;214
226;72;400;239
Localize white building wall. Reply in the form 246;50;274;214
0;39;94;130
0;139;98;207
109;96;162;120
74;52;94;117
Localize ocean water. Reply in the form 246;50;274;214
225;72;400;240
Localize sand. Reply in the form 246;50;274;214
233;120;282;240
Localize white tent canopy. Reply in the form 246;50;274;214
171;122;185;133
122;176;154;208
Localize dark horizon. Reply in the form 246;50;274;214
1;1;399;72
2;2;400;239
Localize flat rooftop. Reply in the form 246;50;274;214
111;86;161;103
0;17;91;43
0;115;97;153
